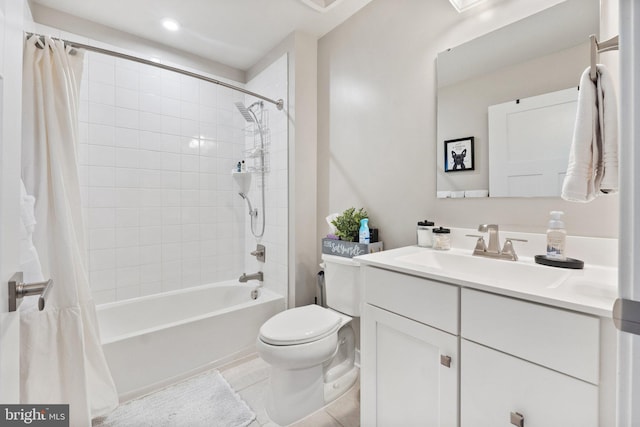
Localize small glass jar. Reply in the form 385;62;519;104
417;220;435;247
432;227;451;250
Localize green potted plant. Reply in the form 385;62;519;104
331;207;369;242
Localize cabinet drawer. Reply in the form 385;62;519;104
363;266;458;334
461;340;598;427
461;288;599;384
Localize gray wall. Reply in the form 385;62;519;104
318;0;619;254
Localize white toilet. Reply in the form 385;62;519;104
256;254;360;426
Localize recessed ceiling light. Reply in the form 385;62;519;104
162;18;180;32
448;0;486;13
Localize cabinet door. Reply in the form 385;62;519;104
461;340;598;427
361;304;458;427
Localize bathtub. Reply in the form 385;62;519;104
96;281;285;401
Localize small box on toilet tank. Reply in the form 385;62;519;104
321;238;383;259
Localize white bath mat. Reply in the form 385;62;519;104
92;370;256;427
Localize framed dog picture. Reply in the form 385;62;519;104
444;137;475;172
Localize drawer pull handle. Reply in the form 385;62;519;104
440;355;451;368
510;411;524;427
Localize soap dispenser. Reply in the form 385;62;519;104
546;211;566;260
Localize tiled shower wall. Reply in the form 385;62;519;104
243;55;289;299
78;51;250;303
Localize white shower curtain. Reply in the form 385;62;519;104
21;36;118;426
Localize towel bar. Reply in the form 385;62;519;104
8;272;54;312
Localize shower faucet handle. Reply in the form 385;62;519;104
251;244;266;262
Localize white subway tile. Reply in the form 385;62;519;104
180;75;199;102
139;226;162;245
139;150;162;170
116;227;139;248
115;148;140;168
199;82;217;107
161;134;181;153
180;101;199;121
199;106;217;124
181;191;199;208
180;119;199;138
115;87;139;110
181;137;200;155
88;187;116;208
139;208;162;226
116;188;140;208
140;282;162;297
162;76;180;99
116;266;140;287
199;174;217;190
181;224;200;242
199;207;217;224
92;289;117;305
139;93;162;114
181;206;199;223
89;81;115;106
181;154;199;172
90;248;116;271
162;207;181;225
161;171;181;189
115;168;140;188
88;166;115;187
181;173;199;190
115;127;139;149
139;73;162;96
140;263;162;283
199;123;216;141
161;97;181;117
199;140;218;157
115;208;139;228
200;241;217;257
116;247;140;268
89;59;115;85
115;107;140;129
88;208;115;229
162;242;182;261
139;170;162;188
161;116;181;135
139;131;161;151
89;103;115;126
161;152;181;171
116;286;140;300
140;112;162;132
90;228;116;250
90;269;116;291
140;245;161;266
139;189;162;207
115;66;139;90
181;241;200;259
199;157;218;173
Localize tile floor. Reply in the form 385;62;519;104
220;354;360;427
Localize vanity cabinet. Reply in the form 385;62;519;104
361;267;459;427
361;266;613;427
460;289;599;427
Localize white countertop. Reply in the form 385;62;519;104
355;245;618;318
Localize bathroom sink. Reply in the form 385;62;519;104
395;249;572;289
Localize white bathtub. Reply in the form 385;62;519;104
96;281;285;401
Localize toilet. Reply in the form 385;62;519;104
256;254;360;425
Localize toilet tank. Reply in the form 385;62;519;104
322;254;361;316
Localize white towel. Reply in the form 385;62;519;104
561;65;618;202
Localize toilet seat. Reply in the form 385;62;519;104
259;305;342;345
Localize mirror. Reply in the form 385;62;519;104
436;0;599;198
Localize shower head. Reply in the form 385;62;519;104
234;102;255;123
234;101;264;123
239;192;247;199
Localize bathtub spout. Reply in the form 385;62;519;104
239;271;263;283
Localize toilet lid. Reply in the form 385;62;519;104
259;305;342;345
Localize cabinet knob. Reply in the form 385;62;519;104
440;355;452;368
510;411;524;427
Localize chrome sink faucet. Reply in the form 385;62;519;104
467;224;527;261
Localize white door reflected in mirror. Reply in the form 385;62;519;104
488;87;578;197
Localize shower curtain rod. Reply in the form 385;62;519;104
25;32;284;110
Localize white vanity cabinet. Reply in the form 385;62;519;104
460;289;600;427
360;264;616;427
361;266;459;427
